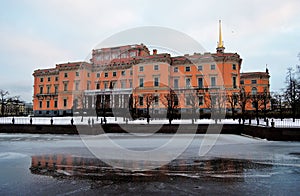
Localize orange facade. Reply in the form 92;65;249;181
240;71;271;110
33;29;270;117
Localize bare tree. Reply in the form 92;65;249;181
129;94;139;119
185;89;199;123
144;94;154;124
285;67;300;122
271;91;284;120
260;89;271;121
208;90;227;121
238;89;251;124
161;90;178;124
227;93;239;120
0;89;9;116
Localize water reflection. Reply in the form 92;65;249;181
30;154;272;181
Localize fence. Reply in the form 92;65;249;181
1;116;300;128
243;118;300;128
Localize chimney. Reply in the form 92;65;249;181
153;49;157;55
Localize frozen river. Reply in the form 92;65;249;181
0;133;300;195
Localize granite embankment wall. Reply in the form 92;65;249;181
0;124;299;141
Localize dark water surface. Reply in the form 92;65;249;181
0;133;299;195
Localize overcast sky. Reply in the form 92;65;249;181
1;0;299;102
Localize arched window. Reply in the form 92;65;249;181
251;87;257;95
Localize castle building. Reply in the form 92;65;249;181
32;21;270;117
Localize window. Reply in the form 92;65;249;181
139;78;144;88
130;51;136;57
87;72;90;77
174;95;179;106
198;65;203;71
174;67;178;72
240;80;244;85
251;79;257;84
121;70;125;76
76;72;79;77
87;81;90;90
139;96;143;106
47;86;50;94
210;64;216;70
96;83;100;89
110;81;116;89
63;99;67;107
130;70;133;75
129;80;132;88
199;96;204;106
73;99;78;109
154;77;159;87
55;77;58;81
39;101;42;108
174;78;179;89
75;82;79;91
211;77;216;87
104;72;108;78
139;66;144;72
154;96;159;105
64;83;68;91
104;82;108;89
233;94;238;105
39;86;43;94
40;78;44;82
186;78;191;88
97;73;100;78
198;78;203;88
232;64;236;70
113;71;117;77
185;95;191;106
54;100;57;108
211;95;217;106
64;73;68;78
252;102;258;109
251;87;257;95
154;65;159;70
233;76;237;88
121;80;126;88
48;77;51;82
46;101;50;108
185;66;190;72
54;85;58;94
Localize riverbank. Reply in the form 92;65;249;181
0;123;299;141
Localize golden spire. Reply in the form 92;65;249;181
216;20;225;53
218;20;223;48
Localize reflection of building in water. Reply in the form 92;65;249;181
32;21;270;117
30;154;250;181
30;154;109;171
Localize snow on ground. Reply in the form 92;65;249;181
0;116;300;128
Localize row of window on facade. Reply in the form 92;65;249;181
240;79;258;85
39;99;68;109
38;76;238;94
38;64;237;83
39;85;59;95
39;76;59;83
